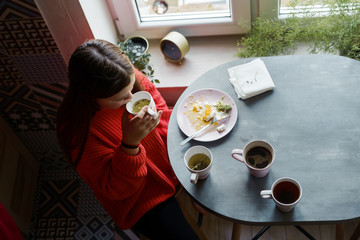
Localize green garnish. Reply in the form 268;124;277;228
214;99;232;113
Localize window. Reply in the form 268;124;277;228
280;0;326;8
280;0;328;18
136;0;231;21
279;0;359;18
110;0;250;39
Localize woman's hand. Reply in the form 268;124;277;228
121;106;163;147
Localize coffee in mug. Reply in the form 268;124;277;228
260;177;302;212
273;180;300;204
231;140;275;177
245;146;272;169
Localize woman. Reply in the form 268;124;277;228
56;39;198;239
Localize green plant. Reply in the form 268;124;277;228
316;0;360;59
118;39;160;84
237;0;360;61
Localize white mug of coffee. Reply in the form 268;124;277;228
231;140;275;177
126;91;158;119
260;177;302;212
184;146;213;184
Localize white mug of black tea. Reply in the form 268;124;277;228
184;146;213;184
126;91;158;119
260;177;302;212
231;140;275;177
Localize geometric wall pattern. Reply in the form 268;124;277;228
0;54;23;86
38;168;80;182
30;169;117;239
0;84;55;131
0;18;59;55
29;82;68;121
78;181;108;216
11;53;67;84
34;178;80;239
0;10;68;166
75;215;115;240
17;131;70;169
38;179;79;218
0;0;68;168
1;106;53;131
0;84;41;113
36;217;77;240
0;0;41;20
0;1;133;239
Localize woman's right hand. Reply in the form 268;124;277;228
121;106;163;147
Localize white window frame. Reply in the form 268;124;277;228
110;0;251;39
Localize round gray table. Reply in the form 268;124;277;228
167;54;360;238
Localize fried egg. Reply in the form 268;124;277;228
202;104;216;122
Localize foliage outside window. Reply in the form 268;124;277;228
237;0;360;61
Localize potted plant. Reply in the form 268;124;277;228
118;36;160;83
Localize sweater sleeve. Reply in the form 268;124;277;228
103;145;148;200
77;114;149;201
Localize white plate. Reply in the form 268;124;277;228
177;88;238;142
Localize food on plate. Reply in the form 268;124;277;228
216;124;226;133
202;104;216;122
214;100;232;113
183;95;232;131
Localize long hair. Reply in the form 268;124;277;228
56;39;143;167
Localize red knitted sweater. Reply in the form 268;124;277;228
0;202;23;240
74;69;178;229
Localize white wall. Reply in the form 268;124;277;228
79;0;119;44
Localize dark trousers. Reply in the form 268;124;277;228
132;196;199;240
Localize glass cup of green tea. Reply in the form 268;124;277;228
184;145;213;184
126;91;158;119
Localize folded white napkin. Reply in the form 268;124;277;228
228;58;275;99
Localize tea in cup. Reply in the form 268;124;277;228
184;146;213;184
231;140;274;177
126;91;158;119
260;177;302;212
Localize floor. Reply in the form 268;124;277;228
28;168;360;240
28;168;116;240
27;35;360;240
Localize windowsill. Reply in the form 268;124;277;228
148;34;243;88
149;34;312;106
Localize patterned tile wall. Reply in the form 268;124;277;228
0;2;123;239
0;0;69;169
